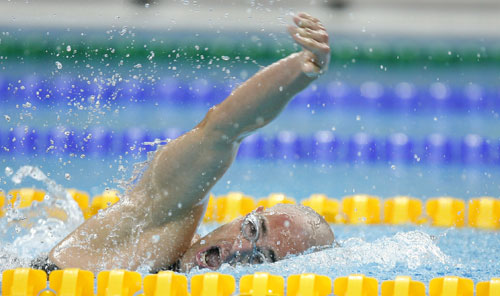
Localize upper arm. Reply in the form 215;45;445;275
50;197;206;272
50;107;240;272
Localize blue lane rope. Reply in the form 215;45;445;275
0;127;497;165
0;76;499;112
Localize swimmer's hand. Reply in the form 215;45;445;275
287;13;330;77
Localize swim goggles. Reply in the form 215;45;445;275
240;211;268;264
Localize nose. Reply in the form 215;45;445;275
231;235;254;252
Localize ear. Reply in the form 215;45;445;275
255;206;265;213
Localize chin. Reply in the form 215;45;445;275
177;256;195;272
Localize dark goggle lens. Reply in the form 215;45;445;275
241;215;260;241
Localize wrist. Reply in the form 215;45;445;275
297;51;325;79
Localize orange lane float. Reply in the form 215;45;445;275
426;198;465;227
383;196;425;225
67;189;92;219
143;271;189;296
288;273;331;296
203;194;216;222
476;278;500;296
429;276;473;296
334;274;378;296
301;194;340;223
381;276;426;296
342;195;381;224
240;272;284;296
0;190;5;217
44;268;94;296
215;192;256;223
2;269;499;296
468;197;500;230
88;189;121;217
257;193;296;209
97;269;142;296
2;268;47;296
8;188;46;208
191;272;235;296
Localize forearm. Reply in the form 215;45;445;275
207;52;315;141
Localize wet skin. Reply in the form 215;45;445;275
49;13;331;272
180;206;334;271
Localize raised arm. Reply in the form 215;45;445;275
205;13;330;141
49;13;330;273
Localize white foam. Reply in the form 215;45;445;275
0;166;84;273
188;230;449;280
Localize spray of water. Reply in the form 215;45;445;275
187;230;449;282
0;166;84;277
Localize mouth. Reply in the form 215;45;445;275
196;246;222;269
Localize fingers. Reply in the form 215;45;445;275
288;12;331;77
288;26;329;44
297;12;320;23
293;15;324;31
288;26;330;56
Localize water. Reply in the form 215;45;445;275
1;24;499;288
2;156;500;200
0;163;499;285
192;222;499;286
0;166;84;281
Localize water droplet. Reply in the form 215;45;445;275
66;45;71;52
147;51;155;60
221;56;230;61
65;173;71;180
55;61;63;69
5;167;13;176
4;114;10;122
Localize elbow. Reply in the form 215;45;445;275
198;106;240;144
49;241;72;269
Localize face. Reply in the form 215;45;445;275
179;205;332;271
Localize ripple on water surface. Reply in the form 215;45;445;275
1;167;499;285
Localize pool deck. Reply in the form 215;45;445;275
0;0;499;39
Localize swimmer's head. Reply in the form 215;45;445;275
179;203;334;271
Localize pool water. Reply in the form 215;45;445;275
1;159;499;286
194;224;499;285
1;30;499;287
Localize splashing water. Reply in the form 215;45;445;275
0;166;84;276
187;230;449;282
337;230;448;269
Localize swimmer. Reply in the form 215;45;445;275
40;12;333;273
